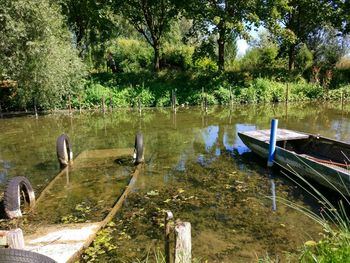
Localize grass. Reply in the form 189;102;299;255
270;158;350;263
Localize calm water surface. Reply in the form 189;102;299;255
0;102;349;262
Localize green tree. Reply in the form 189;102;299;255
112;0;179;71
0;0;85;110
261;0;338;71
307;26;350;69
296;43;313;72
183;0;258;72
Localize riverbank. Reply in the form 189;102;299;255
1;71;349;112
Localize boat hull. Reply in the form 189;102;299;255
238;131;350;196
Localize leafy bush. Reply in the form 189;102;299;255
161;45;194;70
194;57;218;73
214;86;232;104
110;38;153;72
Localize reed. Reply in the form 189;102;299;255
273;158;350;263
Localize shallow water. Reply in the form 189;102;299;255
0;102;349;261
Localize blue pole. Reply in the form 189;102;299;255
267;119;278;167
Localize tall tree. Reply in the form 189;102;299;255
183;0;258;72
112;0;179;71
0;0;85;110
59;0;115;57
261;0;338;71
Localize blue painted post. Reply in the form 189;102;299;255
267;119;278;167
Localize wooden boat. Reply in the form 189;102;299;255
238;129;350;196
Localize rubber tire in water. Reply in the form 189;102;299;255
56;134;73;167
134;133;144;165
3;176;35;219
0;248;56;263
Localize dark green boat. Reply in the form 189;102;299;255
238;129;350;196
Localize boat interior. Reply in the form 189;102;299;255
276;135;350;169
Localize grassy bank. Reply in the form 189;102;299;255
72;71;350;110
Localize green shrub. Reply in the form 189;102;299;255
194;57;218;73
162;45;194;70
111;38;153;72
214;86;232;104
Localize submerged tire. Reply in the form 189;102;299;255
3;176;35;219
134;133;144;165
56;134;73;167
0;248;56;263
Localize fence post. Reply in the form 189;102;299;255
138;96;142;114
68;95;72;115
174;221;191;263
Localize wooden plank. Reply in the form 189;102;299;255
241;129;309;142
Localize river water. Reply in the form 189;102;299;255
0;102;349;262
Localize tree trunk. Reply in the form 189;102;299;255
288;44;296;71
153;41;160;71
217;23;225;72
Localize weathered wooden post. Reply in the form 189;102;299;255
102;95;106;114
78;95;82;114
0;229;25;249
285;83;289;104
229;86;233;108
165;211;174;263
201;87;205;109
174;221;191;263
34;98;38;118
68;95;72;115
138;96;142;115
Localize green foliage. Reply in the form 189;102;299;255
111;38;153;72
162;45;194;70
82;223;118;262
194;57;219;73
296;44;313;72
0;0;85;110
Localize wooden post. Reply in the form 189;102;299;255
204;94;208;113
174;221;191;263
285;83;289;104
34;98;38;118
229;86;233;107
201;87;205;109
79;95;82;114
68;95;72;115
102;95;105;114
138;96;142;114
165;211;174;263
0;229;25;249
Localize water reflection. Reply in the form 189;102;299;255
0;102;349;261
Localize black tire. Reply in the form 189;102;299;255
3;176;35;219
134;133;144;165
0;248;56;263
56;134;73;167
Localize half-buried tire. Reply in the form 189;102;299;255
3;176;35;219
134;133;144;165
56;134;73;167
0;248;56;263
